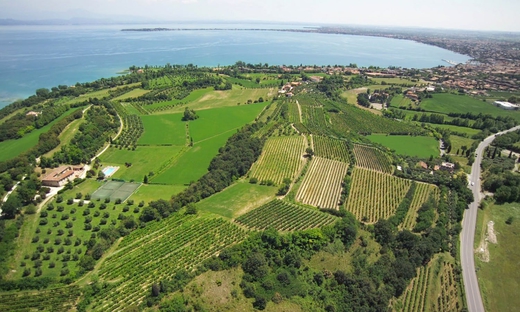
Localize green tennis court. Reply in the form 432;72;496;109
91;181;141;202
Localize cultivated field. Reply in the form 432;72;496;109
189;103;268;142
138;113;186;146
101;146;185;182
92;215;248;311
112;88;150;101
235;199;337;231
401;183;439;230
295;157;349;209
352;144;393;173
195;182;277;219
313;136;351;163
249;135;307;185
345;167;411;223
0;108;79;162
152;132;229;185
475;202;520;312
0;286;81;312
421;93;520;121
392;253;463;312
367;135;439;158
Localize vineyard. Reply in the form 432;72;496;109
235;199;337;231
401;183;439;230
287;101;301;123
345;167;411;223
248;135;307;185
91;215;248;311
0;286;80;312
313;136;351;163
114;114;144;149
353;144;393;173
392;255;463;312
395;261;432;312
329;103;423;135
295;157;349;209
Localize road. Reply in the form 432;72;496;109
461;125;520;312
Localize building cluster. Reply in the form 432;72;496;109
41;165;84;187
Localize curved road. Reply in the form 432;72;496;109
462;125;520;312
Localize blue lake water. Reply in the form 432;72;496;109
0;23;470;108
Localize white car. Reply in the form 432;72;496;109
471;182;475;186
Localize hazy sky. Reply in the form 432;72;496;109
1;0;519;32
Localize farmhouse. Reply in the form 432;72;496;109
441;162;455;172
26;111;41;117
41;165;84;187
493;101;518;110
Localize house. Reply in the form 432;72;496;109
309;76;322;83
26;111;41;117
418;161;428;169
433;165;440;171
441;162;455;172
41;165;84;187
493;101;518;110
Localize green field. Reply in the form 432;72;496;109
389;94;415;108
367;135;439;158
421;93;520;121
152;133;229;185
129;184;186;203
157;88;273;113
43;117;84;158
189;103;268;142
100;146;185;182
112;88;150;101
145;87;213;111
138;113;186;145
0;107;80;161
448;135;476;156
195;182;277;219
424;123;481;136
475;202;520;312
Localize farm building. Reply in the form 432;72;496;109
441;162;455;172
493;101;518;110
41;165;84;187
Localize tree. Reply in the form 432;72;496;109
2;194;22;219
143;175;148;184
306;147;314;157
181;108;199;121
185;204;197;215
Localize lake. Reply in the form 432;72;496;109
0;23;470;108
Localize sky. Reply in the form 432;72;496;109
1;0;519;32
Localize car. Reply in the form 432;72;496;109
471;182;475;186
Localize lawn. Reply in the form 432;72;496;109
129;184;186;204
189;102;269;142
100;145;185;182
138;113;186;146
120;103;141;115
43;117;84;158
144;87;213;111
420;93;520;121
157;88;273;113
195;181;276;219
424;123;481;136
367;135;439;158
448;135;476;156
369;77;422;85
0;107;80;162
152;132;230;185
112;88;150;101
475;202;520;312
389;94;415;108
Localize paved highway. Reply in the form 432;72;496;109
461;125;520;312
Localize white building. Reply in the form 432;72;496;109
493;101;518;110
